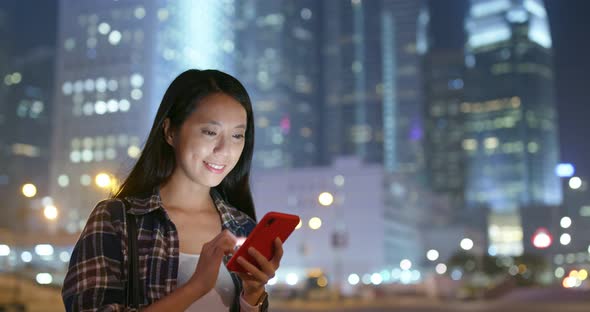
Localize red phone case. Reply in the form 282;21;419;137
226;211;300;273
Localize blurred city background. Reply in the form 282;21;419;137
1;0;589;311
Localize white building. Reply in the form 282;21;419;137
251;157;424;286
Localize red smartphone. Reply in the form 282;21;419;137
227;211;300;273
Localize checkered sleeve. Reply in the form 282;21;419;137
61;199;132;312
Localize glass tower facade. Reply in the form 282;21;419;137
50;1;236;232
464;0;562;255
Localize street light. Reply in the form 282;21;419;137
560;233;571;246
21;183;37;197
43;205;58;220
460;238;474;251
569;177;582;190
318;192;334;206
400;259;412;270
34;244;54;256
426;249;439;261
308;217;322;230
348;274;360;285
286;273;298;286
95;172;112;188
435;263;447;274
0;244;10;256
560;217;572;229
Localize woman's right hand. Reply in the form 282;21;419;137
188;229;237;297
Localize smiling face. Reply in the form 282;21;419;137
165;92;247;188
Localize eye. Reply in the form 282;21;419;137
202;129;217;136
233;134;245;140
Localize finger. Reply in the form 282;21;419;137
271;238;284;266
222;236;239;256
205;229;227;249
237;256;270;283
236;272;257;283
210;230;238;255
220;230;238;249
247;247;276;277
215;241;236;257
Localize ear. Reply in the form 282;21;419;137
163;118;175;146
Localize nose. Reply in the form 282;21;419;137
213;134;230;157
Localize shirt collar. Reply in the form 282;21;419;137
124;186;229;217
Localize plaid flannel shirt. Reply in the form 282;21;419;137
62;188;269;311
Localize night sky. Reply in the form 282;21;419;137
430;0;590;178
7;0;590;178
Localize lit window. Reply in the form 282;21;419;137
119;99;131;112
107;99;119;113
98;22;110;35
134;7;146;19
257;117;269;128
301;8;312;20
81;149;93;162
64;38;76;51
484;137;499;149
527;142;539;153
73;80;84;93
87;37;97;48
107;79;118;91
130;74;144;88
157;8;169;21
95;101;107;115
128;145;141;158
131;89;143;100
83;102;94;115
95;78;107;92
352;61;363;73
58;175;69;187
462;138;477;151
80;174;91;186
108;30;122;45
300;127;312;138
70;151;81;163
105;148;117;160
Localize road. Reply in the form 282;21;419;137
1;274;588;312
272;298;589;312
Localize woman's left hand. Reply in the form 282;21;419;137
236;237;283;303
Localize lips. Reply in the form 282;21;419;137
203;161;226;173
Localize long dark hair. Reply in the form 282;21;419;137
114;69;257;221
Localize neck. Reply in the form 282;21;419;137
159;170;214;213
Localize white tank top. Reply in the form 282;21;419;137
177;252;235;311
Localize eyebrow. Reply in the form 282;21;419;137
206;120;246;129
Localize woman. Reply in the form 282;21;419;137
62;69;280;311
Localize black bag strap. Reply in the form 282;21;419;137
124;200;141;309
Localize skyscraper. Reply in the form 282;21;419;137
234;0;323;169
423;49;466;222
0;47;55;232
49;1;237;232
0;1;57;232
464;0;562;255
321;0;428;268
321;0;426;174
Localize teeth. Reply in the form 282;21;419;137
205;162;225;170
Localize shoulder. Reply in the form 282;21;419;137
80;198;127;239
